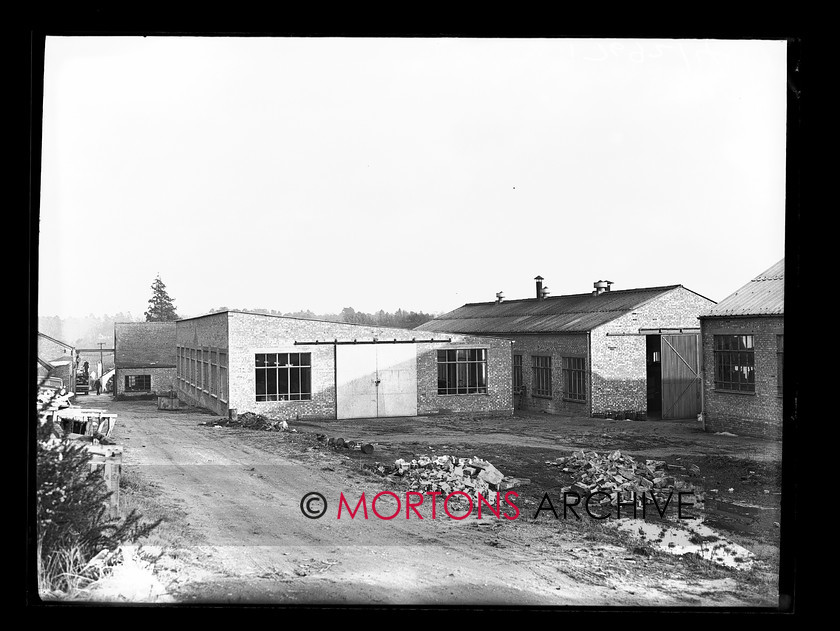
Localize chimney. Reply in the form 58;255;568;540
495;291;505;304
535;276;549;300
593;280;613;295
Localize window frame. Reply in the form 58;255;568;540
713;334;756;393
512;354;523;392
125;374;151;392
255;352;312;402
531;355;552;398
436;348;488;395
562;356;586;403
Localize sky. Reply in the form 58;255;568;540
37;37;788;319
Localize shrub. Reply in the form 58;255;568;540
36;391;161;594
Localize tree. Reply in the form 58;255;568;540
144;274;179;322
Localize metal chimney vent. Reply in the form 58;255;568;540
593;280;613;295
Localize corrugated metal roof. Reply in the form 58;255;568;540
417;286;682;335
703;259;784;317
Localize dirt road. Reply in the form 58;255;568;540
97;399;779;606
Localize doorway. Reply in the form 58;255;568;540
335;344;418;419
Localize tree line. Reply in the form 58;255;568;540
207;306;434;329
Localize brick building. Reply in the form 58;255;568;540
417;278;715;420
699;259;784;440
114;322;177;397
174;311;513;420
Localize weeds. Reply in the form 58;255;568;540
36;388;162;598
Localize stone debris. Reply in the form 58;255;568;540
367;455;524;506
205;412;292;432
546;449;704;508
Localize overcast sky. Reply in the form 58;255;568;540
37;37;788;319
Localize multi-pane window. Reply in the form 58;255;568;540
219;352;228;402
562;357;586;402
532;355;552;398
211;350;218;396
777;335;784;396
513;354;523;392
437;349;488;395
125;375;151;392
714;335;755;392
255;353;312;401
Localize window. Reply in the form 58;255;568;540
513;354;523;392
437;349;487;395
219;352;228;402
714;335;755;392
211;350;218;396
125;375;151;392
255;353;311;401
532;355;552;398
562;356;586;402
777;335;784;396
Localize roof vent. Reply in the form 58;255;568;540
495;291;505;304
535;276;550;300
593;280;613;295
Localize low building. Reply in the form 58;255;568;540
699;259;784;440
114;322;177;397
37;332;77;392
417;277;716;420
175;311;513;420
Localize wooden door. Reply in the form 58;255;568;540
661;334;700;420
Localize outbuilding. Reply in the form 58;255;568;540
174;310;513;420
699;259;784;440
114;322;177;398
416;278;716;420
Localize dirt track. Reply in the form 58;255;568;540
93;398;781;606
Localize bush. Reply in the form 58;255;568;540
36;394;161;594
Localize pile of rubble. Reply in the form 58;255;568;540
546;449;704;508
368;455;526;505
204;412;296;432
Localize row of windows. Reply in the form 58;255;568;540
177;346;228;402
513;354;587;402
251;348;493;401
713;334;783;395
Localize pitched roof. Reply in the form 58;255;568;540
417;285;687;335
702;259;784;317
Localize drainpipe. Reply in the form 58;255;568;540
587;331;592;418
698;333;706;431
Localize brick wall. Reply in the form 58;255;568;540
220;312;512;420
115;322;176;367
507;333;591;416
175;312;229;416
591;286;714;416
700;315;783;440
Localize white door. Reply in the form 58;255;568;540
335;344;417;419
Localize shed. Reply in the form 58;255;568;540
114;322;177;397
417;278;716;420
699;259;784;439
174;311;513;420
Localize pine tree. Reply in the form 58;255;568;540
144;274;179;322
